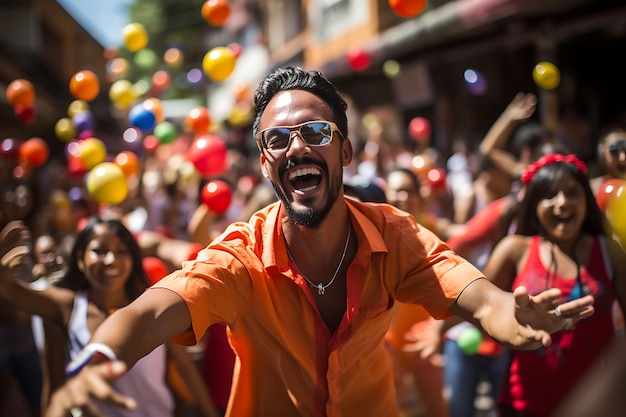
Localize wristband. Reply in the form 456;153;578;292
66;343;118;377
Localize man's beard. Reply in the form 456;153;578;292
269;174;340;228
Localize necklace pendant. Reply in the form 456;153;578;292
317;283;325;296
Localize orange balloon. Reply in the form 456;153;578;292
6;79;35;107
186;106;211;133
19;137;49;168
232;82;251;103
163;47;184;68
114;151;140;177
389;0;428;18
69;70;100;101
201;0;231;26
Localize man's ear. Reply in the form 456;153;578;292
260;153;269;179
342;138;354;168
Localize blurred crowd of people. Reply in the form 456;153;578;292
1;86;625;417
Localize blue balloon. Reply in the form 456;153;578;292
129;104;156;132
72;110;95;132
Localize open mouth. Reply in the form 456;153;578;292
553;214;574;227
102;268;121;278
287;167;322;194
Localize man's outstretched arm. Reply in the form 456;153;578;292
45;288;192;417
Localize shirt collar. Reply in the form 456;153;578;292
259;198;389;271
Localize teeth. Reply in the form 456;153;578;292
300;185;317;192
287;167;321;180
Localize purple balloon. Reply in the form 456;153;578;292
77;129;95;141
72;111;95;132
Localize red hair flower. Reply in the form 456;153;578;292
520;153;587;185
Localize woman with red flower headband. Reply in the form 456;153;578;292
483;153;626;417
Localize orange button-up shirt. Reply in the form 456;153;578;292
154;199;483;417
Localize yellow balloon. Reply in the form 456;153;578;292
86;162;128;204
79;137;107;169
532;61;560;90
68;100;89;117
55;117;76;142
122;23;148;52
228;103;253;128
202;47;236;82
607;184;626;245
383;59;401;79
109;80;135;109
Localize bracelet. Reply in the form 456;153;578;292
66;343;118;377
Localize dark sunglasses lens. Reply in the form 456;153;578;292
264;128;291;150
301;123;332;145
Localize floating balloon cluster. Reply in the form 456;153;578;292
48;1;241;209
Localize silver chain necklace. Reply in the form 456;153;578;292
286;221;351;296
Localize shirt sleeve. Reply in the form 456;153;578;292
151;248;252;345
393;217;485;319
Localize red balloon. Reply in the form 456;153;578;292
408;117;431;142
389;0;428;18
0;138;22;160
143;256;170;285
187;134;228;177
152;70;171;93
426;168;446;190
596;178;626;214
67;154;89;178
14;104;36;124
19;137;49;167
103;47;118;60
346;47;371;72
143;134;160;153
200;179;232;214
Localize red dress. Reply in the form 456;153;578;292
499;235;617;416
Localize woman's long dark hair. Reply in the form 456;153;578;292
58;216;148;301
515;160;605;237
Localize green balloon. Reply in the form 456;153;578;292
134;48;158;70
154;121;178;144
457;327;482;355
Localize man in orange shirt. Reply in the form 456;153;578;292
42;67;594;417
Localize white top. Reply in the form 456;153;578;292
68;291;175;417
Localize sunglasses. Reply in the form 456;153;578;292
256;121;343;153
608;139;626;157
